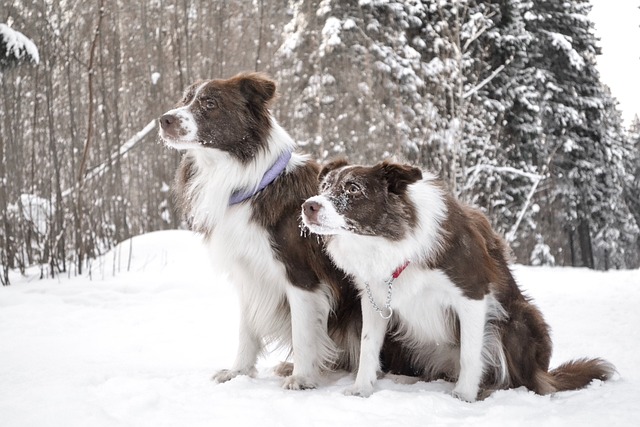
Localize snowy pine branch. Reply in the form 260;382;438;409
0;23;39;69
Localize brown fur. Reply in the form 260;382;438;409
311;160;616;397
163;73;409;377
429;183;615;395
168;72;275;163
314;160;421;240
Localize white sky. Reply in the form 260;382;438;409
589;1;640;126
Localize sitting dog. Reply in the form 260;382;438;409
158;73;413;389
301;159;615;401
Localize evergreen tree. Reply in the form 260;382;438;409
464;0;543;244
523;0;634;268
0;24;39;70
2;0;638;279
591;88;638;269
624;116;640;265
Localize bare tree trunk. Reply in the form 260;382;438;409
112;5;127;243
76;0;105;275
568;227;577;267
216;0;227;77
42;43;66;277
255;0;264;71
577;214;595;269
0;82;10;285
182;0;192;84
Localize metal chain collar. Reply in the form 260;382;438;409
363;261;410;320
364;277;396;320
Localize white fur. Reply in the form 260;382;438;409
210;205;335;388
159;82;208;148
183;118;298;232
451;296;489;401
165;114;333;389
283;285;337;389
323;174;447;280
345;295;389;397
304;194;350;235
314;176;508;401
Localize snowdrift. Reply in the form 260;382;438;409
1;230;638;426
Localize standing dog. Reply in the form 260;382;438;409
158;72;369;389
301;159;615;401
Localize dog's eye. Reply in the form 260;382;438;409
346;183;361;194
205;98;217;110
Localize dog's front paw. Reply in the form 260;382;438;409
274;362;294;378
212;367;256;384
343;384;374;398
282;375;317;390
452;386;478;402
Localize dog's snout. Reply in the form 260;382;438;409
159;114;176;130
302;200;322;222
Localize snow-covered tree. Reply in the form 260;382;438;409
530;234;555;267
0;23;39;71
274;0;436;164
1;23;40;284
623;116;640;266
519;0;637;268
1;0;638;283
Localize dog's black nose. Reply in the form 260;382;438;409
159;114;176;129
303;200;322;222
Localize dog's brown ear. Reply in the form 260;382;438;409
235;72;277;106
379;161;422;194
319;158;349;182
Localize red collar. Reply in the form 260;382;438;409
391;260;410;280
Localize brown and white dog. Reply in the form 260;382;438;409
157;72;371;389
301;159;615;401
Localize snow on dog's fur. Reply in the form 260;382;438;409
301;159;615;401
158;73;375;389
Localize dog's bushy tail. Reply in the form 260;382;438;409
536;358;616;394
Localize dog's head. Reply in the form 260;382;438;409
301;159;423;240
158;72;276;162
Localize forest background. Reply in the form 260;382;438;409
1;0;639;286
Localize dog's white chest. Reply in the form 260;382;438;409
207;204;291;335
365;268;461;345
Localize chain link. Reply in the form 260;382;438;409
364;277;395;319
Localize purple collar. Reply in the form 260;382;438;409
228;150;293;205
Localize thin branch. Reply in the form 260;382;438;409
463;57;512;99
506;141;562;242
466;164;544;182
506;176;543;243
77;1;105;185
62;120;156;198
254;0;264;71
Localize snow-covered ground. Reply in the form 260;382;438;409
1;230;638;426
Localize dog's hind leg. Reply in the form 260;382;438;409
452;296;488;402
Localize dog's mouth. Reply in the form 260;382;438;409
305;222;337;235
160;136;191;149
159;133;209;151
301;218;351;236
